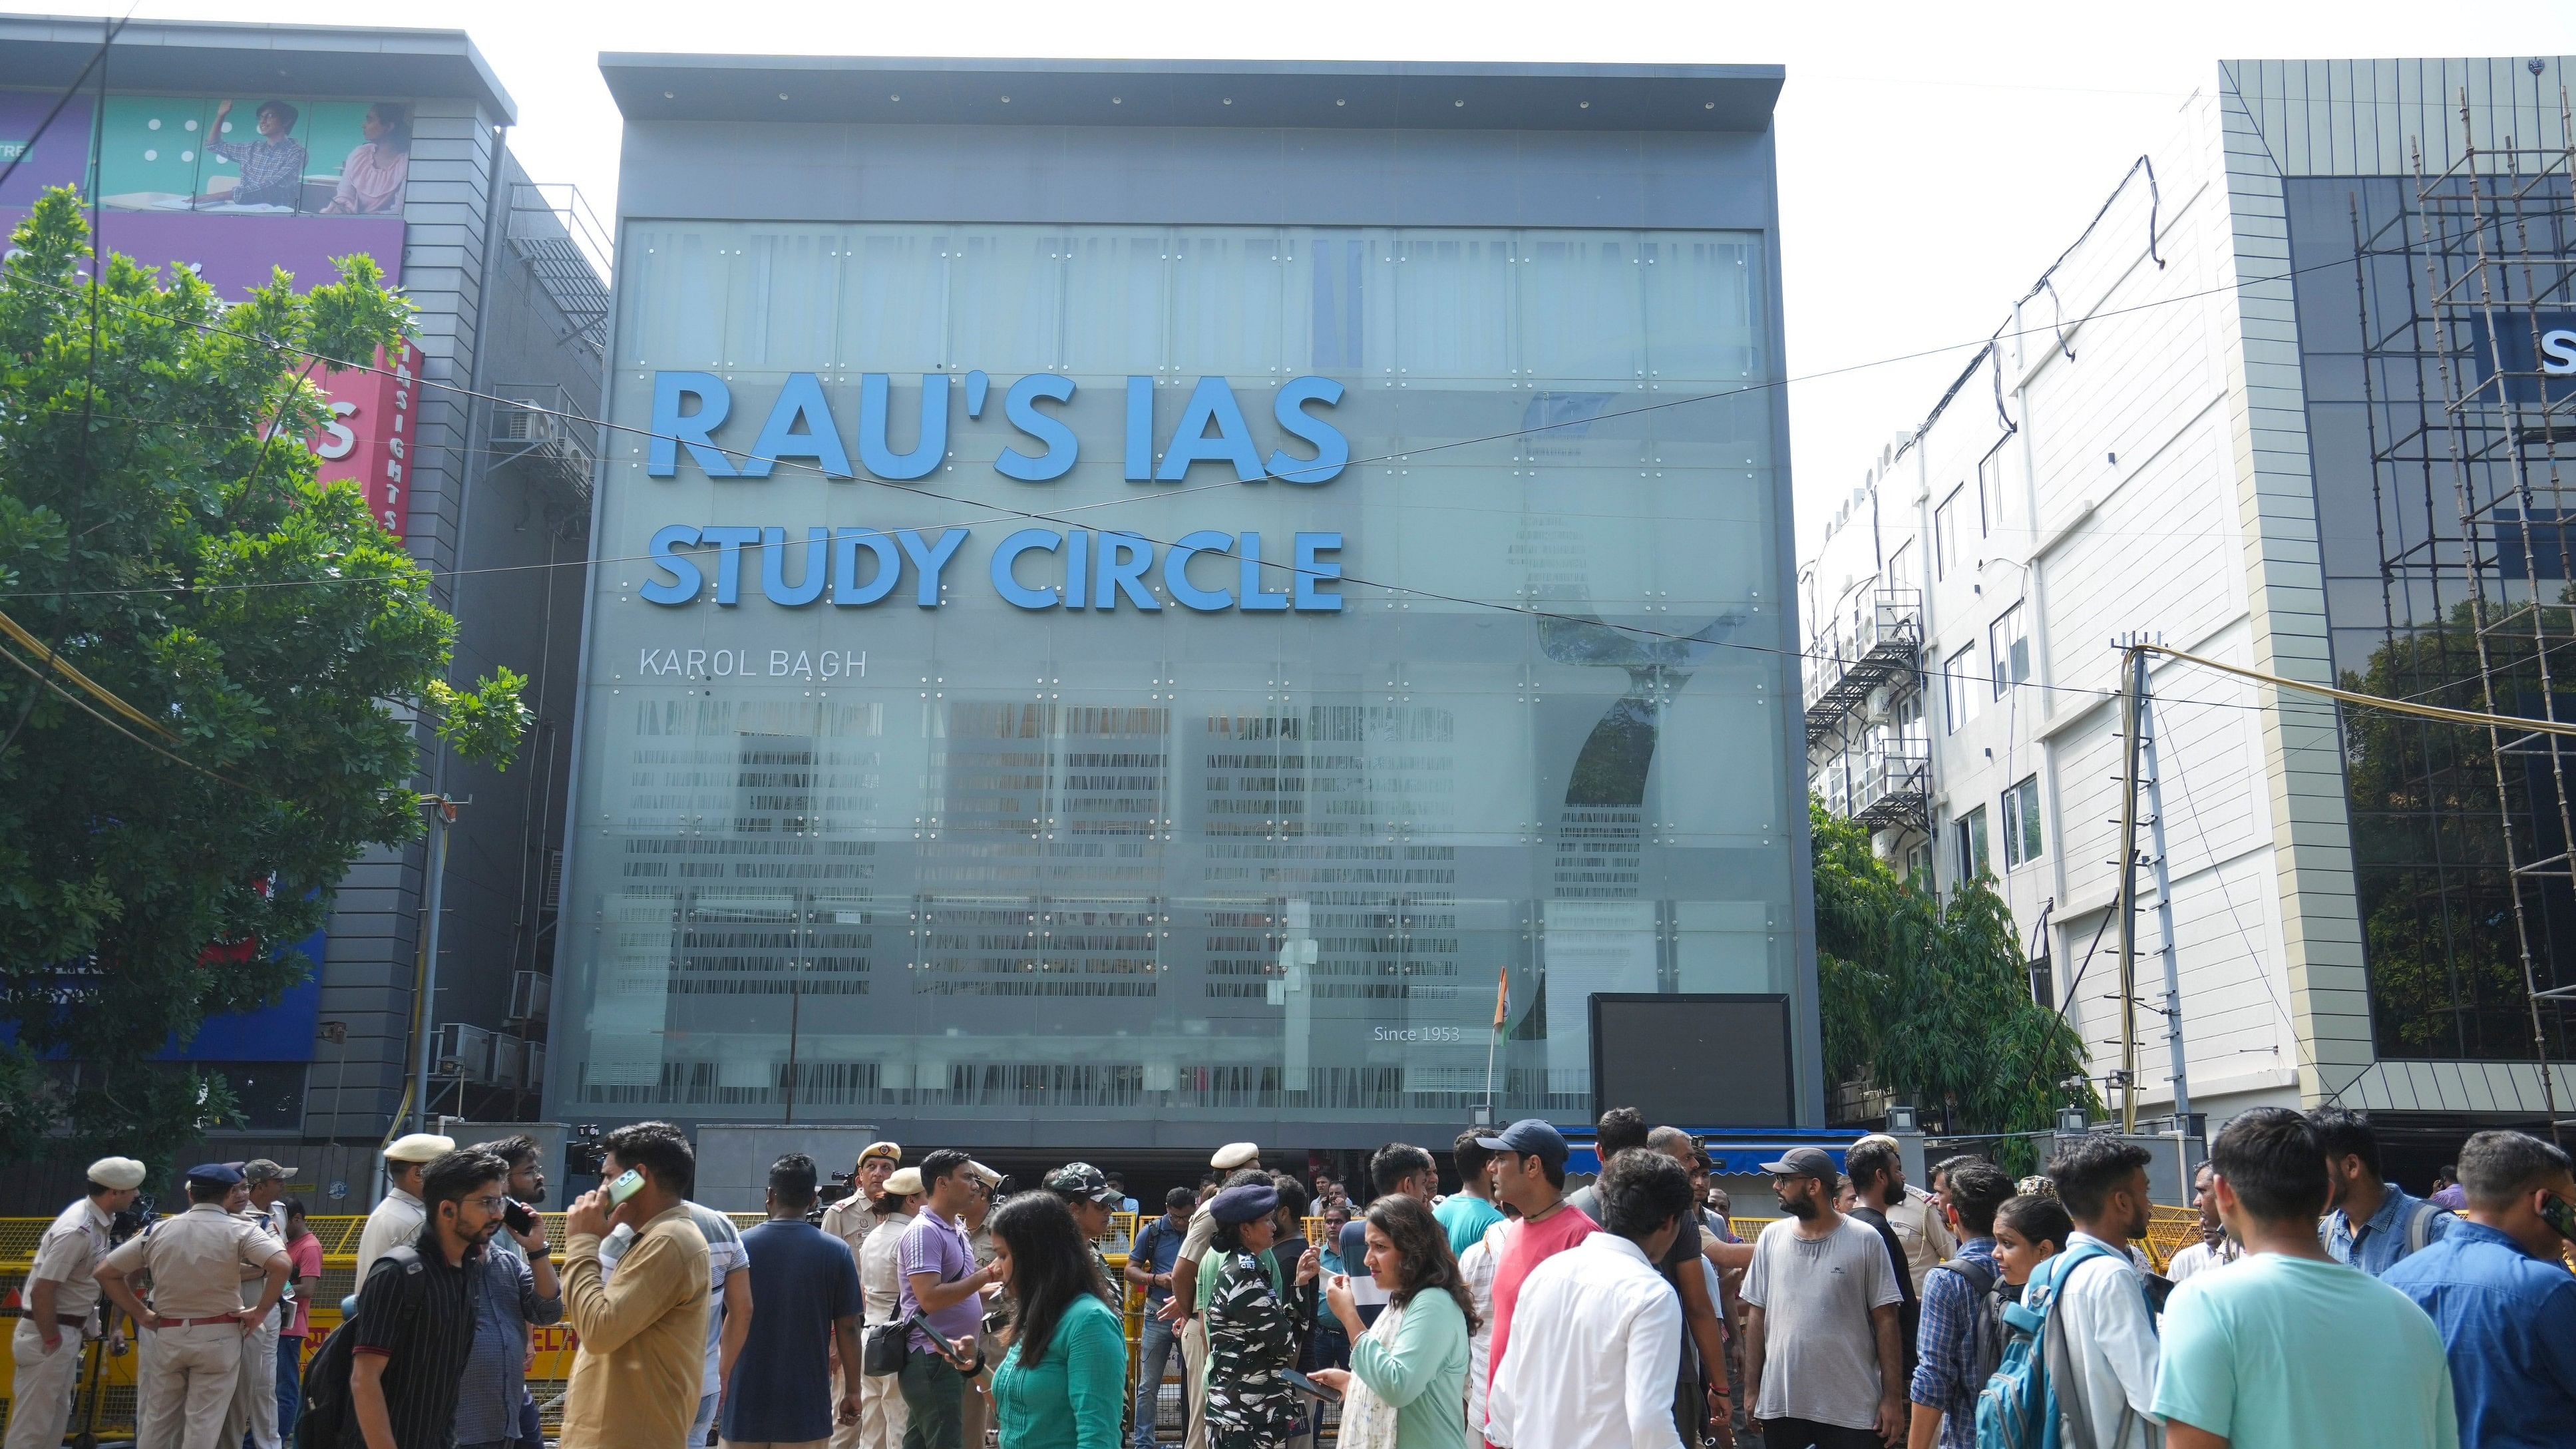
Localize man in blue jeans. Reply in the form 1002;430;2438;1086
1125;1187;1195;1448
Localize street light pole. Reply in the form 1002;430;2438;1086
411;796;459;1135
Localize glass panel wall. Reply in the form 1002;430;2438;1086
561;221;1795;1127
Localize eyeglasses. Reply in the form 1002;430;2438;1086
466;1195;506;1213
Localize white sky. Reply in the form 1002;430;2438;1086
98;1;2576;556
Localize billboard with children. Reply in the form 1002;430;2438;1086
0;89;417;536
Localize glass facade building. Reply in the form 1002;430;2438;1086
2286;172;2576;1064
550;58;1813;1147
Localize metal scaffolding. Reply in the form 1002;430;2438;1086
2352;90;2575;1131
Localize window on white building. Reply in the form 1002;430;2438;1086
1978;452;2005;538
1990;603;2030;699
1887;538;1917;594
1944;643;1978;733
1934;489;1964;580
2002;775;2044;868
1954;805;1992;882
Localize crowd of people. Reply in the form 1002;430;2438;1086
5;1106;2571;1449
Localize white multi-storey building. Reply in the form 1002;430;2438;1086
1802;57;2575;1157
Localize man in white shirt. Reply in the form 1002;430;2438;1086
354;1133;453;1284
2163;1162;2240;1284
1487;1147;1695;1449
2043;1137;2165;1449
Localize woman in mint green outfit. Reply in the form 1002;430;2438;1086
989;1192;1128;1449
1310;1193;1475;1449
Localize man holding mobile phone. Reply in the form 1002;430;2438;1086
560;1123;713;1449
453;1144;561;1449
897;1151;1001;1449
2382;1130;2576;1447
339;1151;511;1449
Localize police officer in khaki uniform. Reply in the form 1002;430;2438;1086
4;1157;145;1449
95;1164;289;1449
232;1160;295;1449
823;1140;902;1449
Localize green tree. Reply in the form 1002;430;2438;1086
1813;799;2095;1167
0;190;528;1171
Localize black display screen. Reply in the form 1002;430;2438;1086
1588;994;1795;1127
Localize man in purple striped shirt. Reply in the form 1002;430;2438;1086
896;1151;998;1449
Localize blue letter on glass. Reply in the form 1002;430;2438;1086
996;375;1079;482
698;526;762;605
648;373;737;477
832;528;900;606
1292;531;1344;611
992;529;1063;610
894;527;968;607
858;373;950;481
1237;531;1290;612
761;526;831;606
1269;376;1349;484
1157;377;1264;482
741;374;853;479
1163;530;1234;612
1095;532;1161;611
642;524;703;604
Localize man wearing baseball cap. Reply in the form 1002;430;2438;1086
96;1164;291;1449
4;1157;143;1449
232;1159;298;1449
357;1133;455;1283
1045;1162;1126;1307
1740;1147;1905;1449
1475;1118;1598;1444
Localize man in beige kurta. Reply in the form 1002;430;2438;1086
557;1126;711;1449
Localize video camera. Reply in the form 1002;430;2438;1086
565;1124;607;1180
110;1194;158;1245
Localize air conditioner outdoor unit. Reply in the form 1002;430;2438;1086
508;970;552;1025
489;1034;530;1090
433;1022;496;1084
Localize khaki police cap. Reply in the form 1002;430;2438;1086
385;1133;455;1164
87;1157;147;1190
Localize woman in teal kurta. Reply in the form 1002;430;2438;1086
1312;1193;1475;1449
988;1193;1128;1449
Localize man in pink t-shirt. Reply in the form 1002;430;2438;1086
1476;1119;1598;1447
277;1199;323;1438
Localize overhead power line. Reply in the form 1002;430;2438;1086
2141;642;2576;739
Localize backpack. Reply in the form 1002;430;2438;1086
297;1247;426;1449
1933;1252;2008;1390
1972;1241;2122;1449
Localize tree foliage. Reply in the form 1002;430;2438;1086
0;190;528;1170
1813;799;2096;1162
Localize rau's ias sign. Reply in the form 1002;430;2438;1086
640;369;1352;615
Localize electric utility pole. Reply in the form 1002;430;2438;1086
2115;635;2193;1166
2117;643;2144;1134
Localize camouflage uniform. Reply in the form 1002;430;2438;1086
1201;1251;1303;1449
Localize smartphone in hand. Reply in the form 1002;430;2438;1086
1279;1368;1340;1403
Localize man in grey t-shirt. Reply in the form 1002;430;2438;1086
1739;1147;1905;1449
